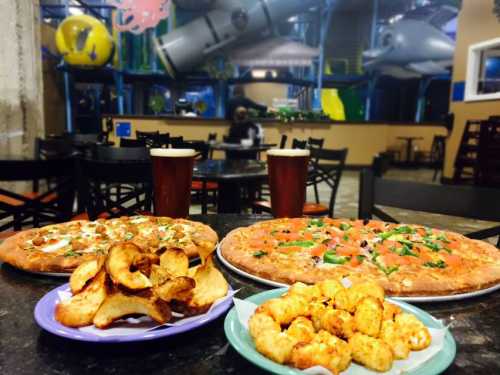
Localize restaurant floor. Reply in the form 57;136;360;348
191;168;498;245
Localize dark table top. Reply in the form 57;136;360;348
193;159;268;182
0;214;499;375
209;142;277;152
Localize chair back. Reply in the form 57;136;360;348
208;133;217;142
64;133;102;144
292;138;308;149
93;146;150;161
120;138;146;148
136;130;161;148
158;133;170;148
279;134;288;149
478;119;500;187
171;141;209;160
358;169;500;246
79;159;153;220
170;136;185;148
308;148;348;217
35;138;74;160
307;137;325;150
0;159;76;231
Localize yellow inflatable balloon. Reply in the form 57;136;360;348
56;15;114;68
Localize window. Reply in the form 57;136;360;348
465;38;500;101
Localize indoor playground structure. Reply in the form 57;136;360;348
41;0;458;132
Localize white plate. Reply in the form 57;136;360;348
217;245;500;302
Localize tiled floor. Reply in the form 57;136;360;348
191;168;499;244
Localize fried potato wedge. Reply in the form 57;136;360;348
93;292;172;329
133;253;159;278
69;256;105;294
180;256;228;314
106;243;152;290
154;276;195;302
55;270;107;328
159;248;189;277
149;264;173;287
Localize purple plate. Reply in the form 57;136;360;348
34;283;234;343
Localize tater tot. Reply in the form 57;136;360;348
254;331;296;364
313;330;352;372
257;295;309;325
288;282;322;302
309;301;327;331
286;317;315;344
320;308;355;339
395;313;431;350
317;279;345;300
382;301;402;321
354;296;383;337
349;332;394;372
335;282;384;313
289;342;342;375
379;320;410;359
248;312;280;340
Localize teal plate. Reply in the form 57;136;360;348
224;288;456;375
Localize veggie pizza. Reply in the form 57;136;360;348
220;218;500;296
0;216;218;274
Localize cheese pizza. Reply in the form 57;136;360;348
0;216;218;274
220;218;500;296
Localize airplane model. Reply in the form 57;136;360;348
363;5;458;78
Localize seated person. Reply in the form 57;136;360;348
226;107;261;159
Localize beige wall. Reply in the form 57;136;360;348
445;0;500;178
106;117;446;166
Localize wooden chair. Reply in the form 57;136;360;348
253;148;348;218
358;169;500;247
279;134;288;149
429;135;446;182
136;130;161;148
120;138;146;148
0;158;76;231
78;159;153;220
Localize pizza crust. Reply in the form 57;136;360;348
220;219;500;297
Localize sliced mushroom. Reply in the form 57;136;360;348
105;243;152;290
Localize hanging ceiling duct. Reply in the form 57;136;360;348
229;37;319;67
155;0;319;76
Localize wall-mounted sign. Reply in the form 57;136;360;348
116;122;132;137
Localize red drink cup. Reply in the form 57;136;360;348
267;149;310;218
150;149;196;218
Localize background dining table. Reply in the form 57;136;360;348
193;160;268;213
0;214;498;375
